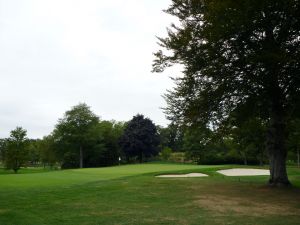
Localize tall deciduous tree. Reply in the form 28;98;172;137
4;127;29;173
53;103;99;168
153;0;300;186
119;114;160;163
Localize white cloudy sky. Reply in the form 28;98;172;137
0;0;180;138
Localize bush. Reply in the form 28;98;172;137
169;152;187;163
160;147;172;161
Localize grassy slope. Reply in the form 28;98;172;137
0;164;299;225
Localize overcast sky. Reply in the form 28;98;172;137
0;0;181;138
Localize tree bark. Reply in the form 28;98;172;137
267;103;290;186
79;146;83;168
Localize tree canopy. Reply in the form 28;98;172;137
52;103;125;168
4;127;29;173
153;0;300;186
119;114;160;162
53;103;100;168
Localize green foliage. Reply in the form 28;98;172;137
52;103;126;168
87;120;125;167
157;123;183;151
154;0;300;125
39;135;58;168
169;152;187;163
154;0;300;185
288;119;300;166
160;147;173;161
28;139;41;166
181;120;266;165
119;114;160;162
183;125;212;162
4;127;29;173
231;118;267;165
53;103;100;168
0;139;6;163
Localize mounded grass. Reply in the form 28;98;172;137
0;163;299;225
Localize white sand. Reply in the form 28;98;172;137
156;173;208;178
217;168;270;176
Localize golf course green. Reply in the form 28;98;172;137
0;163;299;225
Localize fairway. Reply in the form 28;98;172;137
0;163;300;225
0;163;212;188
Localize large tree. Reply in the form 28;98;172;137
53;103;100;168
4;127;29;173
119;114;160;162
87;120;125;167
153;0;300;186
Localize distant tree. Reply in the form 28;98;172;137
4;127;29;173
160;147;172;161
28;139;41;166
53;103;99;168
231;118;266;165
0;139;6;164
87;120;125;167
157;123;183;151
153;0;300;186
288;119;300;167
119;114;160;162
182;125;235;164
182;125;212;163
39;135;58;168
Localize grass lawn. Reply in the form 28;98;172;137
0;163;299;225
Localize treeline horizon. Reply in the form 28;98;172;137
0;102;299;173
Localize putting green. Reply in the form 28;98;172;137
0;163;218;189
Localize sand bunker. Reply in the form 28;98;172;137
217;168;270;176
156;173;208;178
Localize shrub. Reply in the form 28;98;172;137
160;147;172;161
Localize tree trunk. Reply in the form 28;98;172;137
267;104;290;186
79;146;83;168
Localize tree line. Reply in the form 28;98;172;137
0;103;299;174
159;119;300;167
0;103;160;172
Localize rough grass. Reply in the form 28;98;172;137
0;163;299;225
